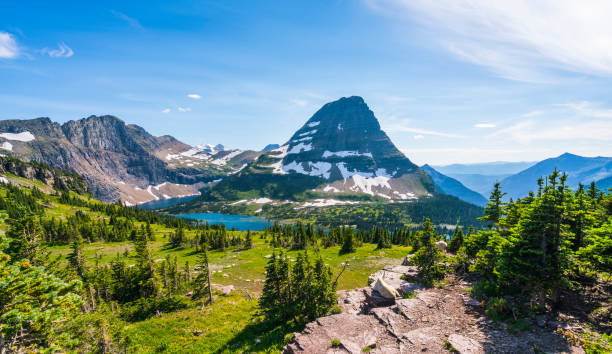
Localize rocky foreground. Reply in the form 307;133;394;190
284;262;584;354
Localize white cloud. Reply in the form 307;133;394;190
42;42;73;58
413;134;425;139
369;0;612;81
291;98;308;106
474;123;496;128
111;10;144;31
521;110;543;118
161;108;171;113
187;94;201;99
559;101;612;119
490;119;612;144
385;124;464;138
0;32;18;58
177;107;191;112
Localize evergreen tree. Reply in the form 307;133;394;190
192;246;213;307
479;182;506;229
339;228;356;254
244;230;253;249
412;218;445;283
68;233;87;280
447;227;464;253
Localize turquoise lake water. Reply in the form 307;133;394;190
175;212;271;231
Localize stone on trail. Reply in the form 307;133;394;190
283;313;386;354
372;277;399;299
447;334;484;354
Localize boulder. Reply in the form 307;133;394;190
372;277;399;299
337;289;369;314
447;334;484;354
284;313;386;353
436;240;448;252
364;287;395;307
401;254;414;266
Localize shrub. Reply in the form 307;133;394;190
120;296;188;322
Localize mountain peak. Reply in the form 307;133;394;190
271;96;421;182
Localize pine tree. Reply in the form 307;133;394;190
192;246;213;308
133;228;158;297
260;251;280;320
447;227;464;253
68;233;87;280
412;218;445;283
479;182;506;229
339;228;356;254
244;230;253;249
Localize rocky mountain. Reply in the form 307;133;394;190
421;165;488;206
499;153;612;200
261;144;280;152
0;115;260;204
181;96;434;209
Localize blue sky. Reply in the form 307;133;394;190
1;0;612;165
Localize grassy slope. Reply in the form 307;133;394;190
0;180;411;352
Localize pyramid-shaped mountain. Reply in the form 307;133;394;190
199;96;434;203
280;96;420;180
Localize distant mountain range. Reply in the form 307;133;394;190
1;97;609;210
436;154;612;201
0;116;261;204
421;165;488;206
497;153;612;200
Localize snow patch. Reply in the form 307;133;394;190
287;143;312;154
0;176;8;184
336;162;374;179
153;182;167;190
349;175;391;195
282;161;332;179
210;149;242;166
0;142;12;151
297;199;359;208
292;136;313;143
0;131;35;142
322;150;373;158
322;185;340;193
298;129;317;137
146;186;160;200
307;121;320;127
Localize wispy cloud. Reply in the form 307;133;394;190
386;124;465;138
291;98;308;106
111;10;144;31
0;32;18;58
489;119;612;144
559;101;612;119
187;94;201;99
368;0;612;81
413;134;425;139
161;108;171;113
42;42;73;58
521;110;543;118
177;107;191;112
474;123;495;128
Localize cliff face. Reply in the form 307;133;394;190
0;156;88;194
0;115;213;203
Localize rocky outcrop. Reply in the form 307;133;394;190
285;262;585;354
0;156;88;194
0;115;218;203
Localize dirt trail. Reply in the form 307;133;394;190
284;266;584;354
